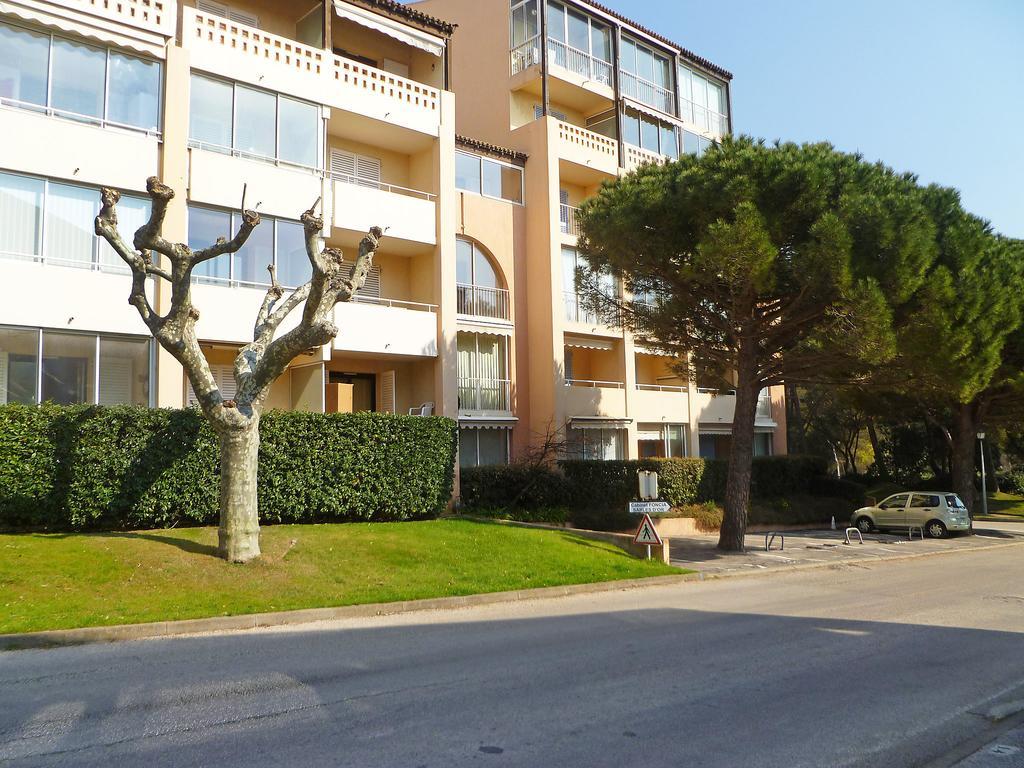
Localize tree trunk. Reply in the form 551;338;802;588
217;417;262;562
718;351;760;552
786;384;803;454
866;418;887;478
949;404;977;520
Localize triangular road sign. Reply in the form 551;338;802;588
633;513;663;546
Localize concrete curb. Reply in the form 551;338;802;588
3;535;1021;652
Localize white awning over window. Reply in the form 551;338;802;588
570;417;632;430
564;335;614;351
333;1;445;57
460;417;517;429
0;0;168;57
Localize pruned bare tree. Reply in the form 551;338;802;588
95;177;383;562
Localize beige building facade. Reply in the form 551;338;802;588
0;0;784;476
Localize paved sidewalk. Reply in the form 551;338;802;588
669;521;1024;574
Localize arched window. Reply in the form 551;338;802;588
456;238;509;320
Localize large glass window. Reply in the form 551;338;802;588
620;35;674;112
546;2;611;82
0;22;49;106
0;172;44;257
45;183;97;267
107;52;161;131
189;75;320;167
510;0;539;47
0;21;161;131
42;331;96;404
459;427;510;468
623;109;678;158
456;238;507;319
99;336;150;406
566;427;623;460
679;63;728;137
0;328;39;404
189;205;309;288
455;150;523;204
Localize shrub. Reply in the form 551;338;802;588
0;404;457;532
459;464;571;512
810;475;868;504
685;502;723;532
1000;471;1024;495
464;506;570;525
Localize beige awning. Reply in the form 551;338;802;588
570;417;632;430
333;1;445;57
0;0;169;57
621;97;684;127
564;335;614;351
456;320;513;337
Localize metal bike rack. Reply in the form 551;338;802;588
844;527;864;545
907;525;924;541
765;532;784;551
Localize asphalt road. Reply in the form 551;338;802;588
3;544;1024;767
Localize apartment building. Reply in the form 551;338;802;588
0;0;461;427
0;0;784;474
419;0;787;462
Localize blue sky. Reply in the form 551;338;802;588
601;0;1024;237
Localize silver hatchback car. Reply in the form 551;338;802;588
851;492;971;538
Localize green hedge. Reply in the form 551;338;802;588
458;464;571;512
0;404;457;532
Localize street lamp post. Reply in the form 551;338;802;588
977;432;989;521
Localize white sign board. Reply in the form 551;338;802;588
633;514;663;546
629;500;671;515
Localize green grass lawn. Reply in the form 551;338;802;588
0;519;678;635
979;491;1024;519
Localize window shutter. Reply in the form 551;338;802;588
196;1;259;28
534;104;567;121
186;364;236;406
343;260;381;298
330;150;381;188
0;352;7;405
380;370;396;414
228;8;259;27
98;357;133;406
196;0;228;16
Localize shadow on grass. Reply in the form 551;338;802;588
99;531;220;558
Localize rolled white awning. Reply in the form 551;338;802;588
333;1;445;57
570;417;632;430
456;321;513;337
564;335;614;351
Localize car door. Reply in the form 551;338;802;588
876;494;910;528
907;493;941;527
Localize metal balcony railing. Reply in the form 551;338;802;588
560;204;580;236
620;70;674;114
564;292;597;324
566;379;626;389
636;383;687;393
546;38;612;86
510;35;542;75
458;378;512;411
457;284;511;321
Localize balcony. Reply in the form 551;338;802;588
546;38;613;87
692;389;775;426
555;121;619;176
28;0;174;50
634;384;689;422
183;8;442;136
620;71;674;115
560;204;580;237
623;144;668;171
564;292;597;325
332;176;437;247
333;299;438;357
564;379;627;419
458;378;512;413
457;284;511;322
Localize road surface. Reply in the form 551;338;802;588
3;544;1024;767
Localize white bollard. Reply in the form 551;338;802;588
831;516;837;530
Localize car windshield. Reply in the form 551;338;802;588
946;495;966;509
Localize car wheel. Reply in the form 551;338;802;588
855;516;874;534
926;520;947;539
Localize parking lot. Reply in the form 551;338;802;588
670;521;1024;575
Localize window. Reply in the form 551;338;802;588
638;423;688;458
946;495;965;510
459;427;510;468
455;150;523;204
0;171;150;270
0;21;161;132
563;246;615;322
679;63;728;137
753;432;773;457
196;0;260;27
510;0;539;47
458;332;509;411
0;326;151;406
330;149;382;187
880;494;909;510
188;205;311;289
566;427;623;460
909;494;941;509
189;74;320;168
622;109;678;157
545;2;611;83
456;238;507;319
620;36;674;112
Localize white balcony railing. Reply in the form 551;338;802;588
458;378;512;411
564;292;597;324
546;38;612;86
636;383;687;393
620;70;674;114
185;8;440;135
624;144;667;171
48;0;175;37
560;204;580;237
680;100;729;138
333;177;437;245
556;121;619;173
566;379;626;389
511;35;542;75
331;173;435;201
457;284;511;321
